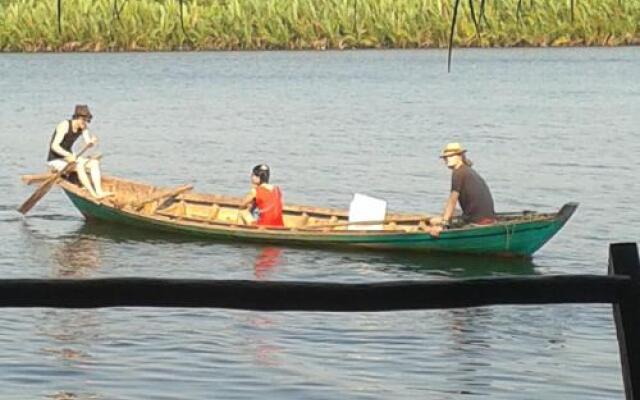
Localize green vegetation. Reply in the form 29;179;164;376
0;0;638;51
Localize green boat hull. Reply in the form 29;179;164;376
64;189;577;258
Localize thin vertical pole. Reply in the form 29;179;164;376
353;0;357;34
57;0;62;34
570;0;575;23
469;0;480;36
516;0;523;23
179;0;191;44
479;0;487;26
447;0;461;73
609;242;640;400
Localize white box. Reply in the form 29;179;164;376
348;193;387;230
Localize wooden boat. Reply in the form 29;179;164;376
42;175;576;258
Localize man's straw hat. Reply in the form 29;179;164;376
72;104;93;121
440;142;467;158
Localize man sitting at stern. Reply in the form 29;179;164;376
431;142;496;233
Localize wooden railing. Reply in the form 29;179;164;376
1;242;638;399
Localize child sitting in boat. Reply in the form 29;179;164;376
238;164;284;227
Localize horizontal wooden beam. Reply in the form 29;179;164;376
0;275;635;311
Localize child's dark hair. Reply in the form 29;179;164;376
252;164;270;184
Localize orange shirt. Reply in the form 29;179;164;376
255;185;284;227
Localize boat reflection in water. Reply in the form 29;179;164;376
360;251;539;278
71;219;539;279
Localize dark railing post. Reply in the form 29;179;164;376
609;242;640;400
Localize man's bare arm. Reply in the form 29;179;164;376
442;191;459;223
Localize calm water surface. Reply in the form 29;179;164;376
0;48;639;399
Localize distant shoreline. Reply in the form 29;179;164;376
1;44;639;54
1;0;638;52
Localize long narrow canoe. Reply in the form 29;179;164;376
54;175;577;258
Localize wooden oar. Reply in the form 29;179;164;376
304;217;432;230
132;184;193;211
21;172;55;186
21;154;103;185
17;143;93;215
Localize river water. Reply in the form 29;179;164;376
0;48;638;399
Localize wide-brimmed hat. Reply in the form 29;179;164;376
440;142;467;158
72;104;93;121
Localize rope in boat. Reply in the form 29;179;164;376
504;223;515;250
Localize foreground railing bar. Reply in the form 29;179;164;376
610;243;640;400
0;275;635;310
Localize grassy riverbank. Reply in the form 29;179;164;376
0;0;638;51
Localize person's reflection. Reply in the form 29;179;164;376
449;308;493;350
42;234;103;399
254;247;283;280
239;247;285;367
52;234;102;277
18;221;102;398
245;314;282;367
38;309;101;400
446;308;493;395
39;309;98;363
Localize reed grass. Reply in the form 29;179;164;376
0;0;638;51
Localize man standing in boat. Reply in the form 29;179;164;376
47;105;111;199
432;143;496;231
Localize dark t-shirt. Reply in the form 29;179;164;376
451;164;495;222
